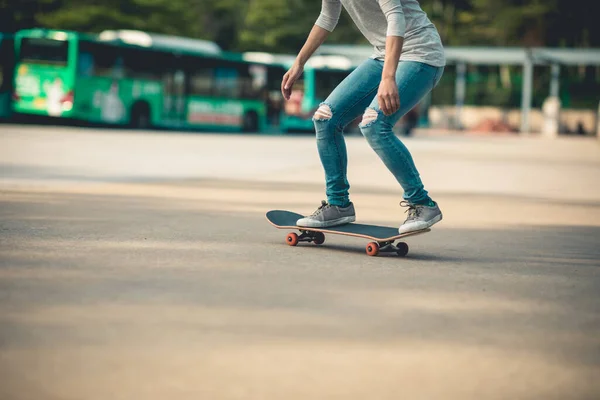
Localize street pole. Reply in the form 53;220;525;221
455;62;466;130
520;50;533;134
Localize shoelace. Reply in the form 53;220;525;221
310;200;330;216
400;201;422;220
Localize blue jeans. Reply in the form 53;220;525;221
313;59;444;207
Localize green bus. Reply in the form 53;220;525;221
13;29;269;131
0;33;15;120
244;52;358;132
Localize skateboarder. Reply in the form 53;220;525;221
281;0;445;234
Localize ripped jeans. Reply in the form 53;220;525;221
313;59;444;207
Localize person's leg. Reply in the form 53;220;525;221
358;61;444;233
297;59;382;228
314;58;384;206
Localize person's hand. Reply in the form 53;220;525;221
281;63;304;101
377;77;400;116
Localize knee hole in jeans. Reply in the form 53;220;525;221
313;104;333;121
360;108;379;128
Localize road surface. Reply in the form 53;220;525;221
1;125;599;399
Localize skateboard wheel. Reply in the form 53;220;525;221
313;232;325;245
366;242;379;256
286;232;299;246
396;242;409;257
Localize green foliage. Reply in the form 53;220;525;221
238;0;310;52
2;0;598;51
238;0;366;52
422;0;598;47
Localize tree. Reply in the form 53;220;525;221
1;0;597;51
238;0;366;53
238;0;317;53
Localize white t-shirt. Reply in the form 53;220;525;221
316;0;446;67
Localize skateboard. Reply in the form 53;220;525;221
266;210;430;257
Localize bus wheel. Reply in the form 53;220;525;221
130;102;151;130
242;111;258;132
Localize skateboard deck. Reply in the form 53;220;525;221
266;210;430;257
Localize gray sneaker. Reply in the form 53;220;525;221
398;201;443;234
297;200;356;228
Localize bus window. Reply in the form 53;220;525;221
262;66;285;125
189;67;214;96
19;38;69;65
77;51;95;77
249;64;267;92
315;70;350;101
78;41;123;78
0;39;13;91
239;64;265;99
0;36;15;118
214;67;238;98
123;48;162;81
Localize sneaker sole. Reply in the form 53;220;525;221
398;213;442;235
297;215;356;228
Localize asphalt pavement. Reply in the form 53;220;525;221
1;125;599;399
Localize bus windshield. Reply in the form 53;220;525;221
19;38;69;65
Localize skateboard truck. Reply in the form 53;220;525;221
287;232;408;257
371;240;409;257
286;230;326;246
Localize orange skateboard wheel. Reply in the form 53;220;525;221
366;242;379;256
286;232;299;246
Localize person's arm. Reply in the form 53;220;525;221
377;0;406;116
282;0;342;100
